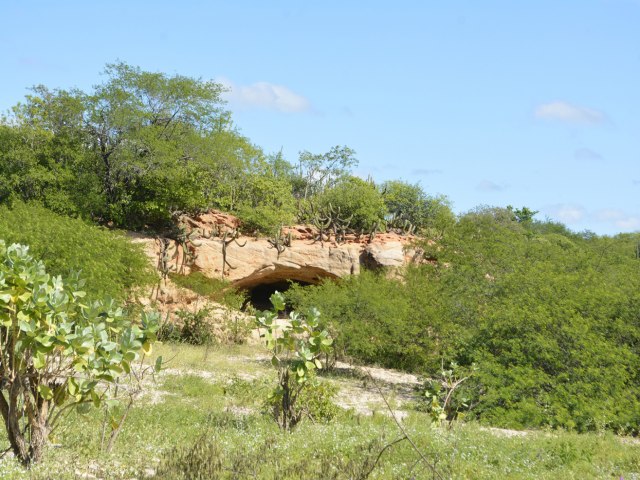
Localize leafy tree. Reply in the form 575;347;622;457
0;241;160;465
294;146;358;200
506;205;539;224
234;155;297;234
0;123;80;215
10;62;233;229
256;291;333;430
380;180;455;236
314;176;387;232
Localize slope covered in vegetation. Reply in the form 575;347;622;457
288;208;640;433
1;63;639;453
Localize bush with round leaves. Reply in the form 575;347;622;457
0;241;160;465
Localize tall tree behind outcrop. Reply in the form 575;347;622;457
9;62;252;230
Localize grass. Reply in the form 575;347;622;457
0;343;638;479
168;271;246;310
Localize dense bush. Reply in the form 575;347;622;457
288;209;640;433
314;176;387;232
0;202;154;300
380;180;455;236
175;309;216;346
286;270;448;372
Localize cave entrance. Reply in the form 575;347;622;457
243;279;312;313
233;266;340;313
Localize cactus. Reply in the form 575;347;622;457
268;226;288;255
402;219;416;236
221;229;247;278
368;221;379;244
157;237;178;280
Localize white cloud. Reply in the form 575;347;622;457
477;179;507;192
219;77;311;113
594;209;640;230
594;209;624;222
544;204;586;224
615;216;640;230
534;101;605;125
543;204;640;232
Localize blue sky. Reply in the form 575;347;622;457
1;0;638;235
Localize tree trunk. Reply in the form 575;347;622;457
0;384;50;466
26;416;49;465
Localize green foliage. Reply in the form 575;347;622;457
5;62;243;230
431;209;640;433
0;202;154;300
294;145;358;200
0;124;80;215
0;241;160;465
418;362;478;424
175;309;216;346
263;377;339;424
313;176;387;232
256;291;333;430
507;204;539;223
286;270;450;372
381;180;455;236
168;272;245;310
289;208;640;433
233;155;297;234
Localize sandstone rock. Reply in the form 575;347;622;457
131;211;421;291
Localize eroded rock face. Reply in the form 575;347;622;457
132;211;420;290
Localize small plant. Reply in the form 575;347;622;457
255;291;333;430
263;376;339;424
175;308;215;346
420;361;476;425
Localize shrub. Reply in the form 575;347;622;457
175;309;216;346
0;241;160;465
314;176;387;232
256;291;334;430
0;202;154;300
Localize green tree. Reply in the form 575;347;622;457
0;123;80;215
0;241;160;465
380;180;455;236
506;205;539;224
11;62;233;229
234;154;297;234
314;176;387;232
294;145;357;200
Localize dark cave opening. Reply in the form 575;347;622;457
243;279;312;312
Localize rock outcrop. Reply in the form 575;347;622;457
133;211;421;291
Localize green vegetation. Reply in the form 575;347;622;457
0;343;637;479
0;241;160;465
0;63;452;237
256;291;334;430
288;207;640;434
0;202;154;300
168;271;245;310
2;63;640;475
